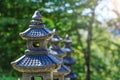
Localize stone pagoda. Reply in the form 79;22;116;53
63;34;77;80
49;30;70;80
11;11;61;80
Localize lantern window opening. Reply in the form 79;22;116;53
33;42;41;48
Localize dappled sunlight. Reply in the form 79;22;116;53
110;0;120;14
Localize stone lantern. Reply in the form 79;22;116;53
11;11;61;80
49;30;70;80
63;34;77;80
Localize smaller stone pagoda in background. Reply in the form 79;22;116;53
49;30;70;80
11;11;61;80
63;34;77;80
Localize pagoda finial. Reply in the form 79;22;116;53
20;10;54;40
50;29;62;42
52;29;58;36
30;10;44;26
64;34;72;43
65;34;69;39
52;29;56;34
32;10;42;20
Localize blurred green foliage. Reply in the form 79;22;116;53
1;0;120;80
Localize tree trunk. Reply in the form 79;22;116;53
85;11;95;80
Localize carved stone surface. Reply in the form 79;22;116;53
11;10;61;80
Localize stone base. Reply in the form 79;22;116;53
22;72;53;80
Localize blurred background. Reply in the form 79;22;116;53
1;0;120;80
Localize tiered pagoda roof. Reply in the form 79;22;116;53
11;11;61;73
63;57;76;66
49;29;66;58
63;34;76;65
49;30;70;76
20;11;54;40
63;34;77;80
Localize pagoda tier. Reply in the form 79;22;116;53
65;69;77;80
20;11;54;40
54;65;70;76
63;56;76;66
20;27;53;40
49;49;66;61
63;34;77;80
49;29;66;60
11;54;60;72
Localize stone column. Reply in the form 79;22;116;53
31;77;34;80
58;75;64;80
43;72;53;80
22;73;31;80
